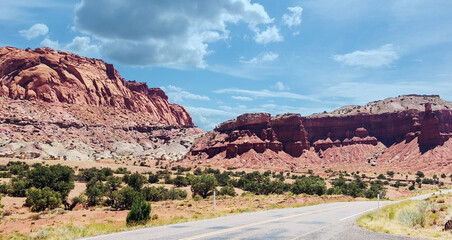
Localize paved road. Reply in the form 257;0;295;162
83;190;451;240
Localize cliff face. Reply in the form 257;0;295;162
192;113;310;158
0;47;202;161
0;47;193;127
186;95;452;171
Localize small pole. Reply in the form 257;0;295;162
377;194;380;218
214;189;216;216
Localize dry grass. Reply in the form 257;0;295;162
1;194;353;240
357;194;452;239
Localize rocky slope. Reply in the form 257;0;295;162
0;47;203;161
185;95;452;172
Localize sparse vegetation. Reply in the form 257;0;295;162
126;197;151;226
357;194;452;239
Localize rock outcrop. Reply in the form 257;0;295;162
192;113;310;158
0;47;193;127
186;95;452;171
0;47;203;161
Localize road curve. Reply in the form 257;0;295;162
82;190;451;240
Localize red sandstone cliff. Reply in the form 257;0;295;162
0;47;202;162
0;47;193;127
185;95;452;172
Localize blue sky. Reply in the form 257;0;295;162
1;0;452;130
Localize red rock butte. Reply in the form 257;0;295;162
188;95;452;172
0;47;193;127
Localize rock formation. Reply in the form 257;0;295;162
418;103;445;152
0;47;193;126
186;95;452;172
0;47;202;161
192;113;310;158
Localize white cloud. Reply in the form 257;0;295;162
320;80;452;106
19;23;49;39
65;36;100;57
186;106;237;130
271;81;289;91
282;6;303;27
40;36;100;58
232;96;253;101
40;37;60;49
162;85;210;103
254;26;283;44
333;44;399;68
240;52;278;64
214;88;318;102
74;0;273;68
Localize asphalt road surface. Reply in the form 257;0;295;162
83;190;452;240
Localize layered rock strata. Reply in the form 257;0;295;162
188;95;452;171
0;47;193;126
0;47;202;161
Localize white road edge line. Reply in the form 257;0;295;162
339;207;377;221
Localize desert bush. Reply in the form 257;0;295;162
25;187;62;212
173;175;189;187
421;178;438;185
126;197;151;226
8;178;28;197
0;172;12;178
386;171;395;178
148;173;159;184
191;174;217;198
167;188;187;200
141;186;187;202
391;180;407;188
27;164;75;200
110;187;139;210
365;183;386;199
126;173;147;191
292;176;326;195
115;167;130;174
105;176;122;192
142;186;167;202
69;195;86;210
398;201;435;228
415;171;425;178
86;179;106;206
219;185;236;197
377;174;386;180
7;161;29;176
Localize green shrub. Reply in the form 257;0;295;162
27;164;75;200
168;188;187;200
148;173;159;184
86;179;106;206
9;178;28;197
115;167;130;174
415;171;424;178
386;171;395;178
191;174;217;198
219;185;236;197
126;198;151;226
292;176;326;195
377;174;386;180
25;187;62;212
110;187;139;210
173;175;189;187
106;176;122;192
7;161;29;176
126;173;147;191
